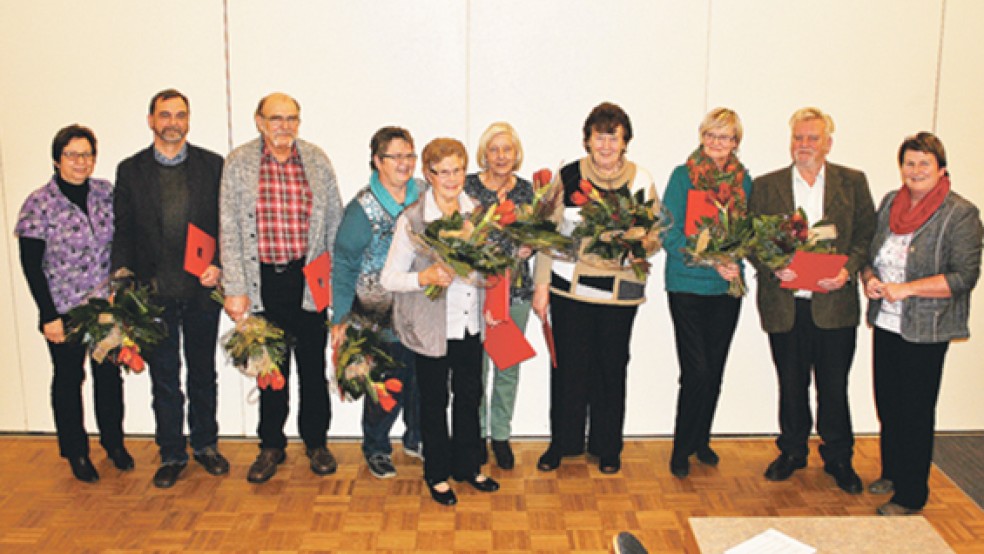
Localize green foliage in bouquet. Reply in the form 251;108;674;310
750;208;837;271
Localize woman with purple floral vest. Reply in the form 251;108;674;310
15;125;132;483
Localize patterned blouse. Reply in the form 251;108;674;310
15;177;114;313
464;173;534;304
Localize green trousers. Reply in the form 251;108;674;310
480;300;532;440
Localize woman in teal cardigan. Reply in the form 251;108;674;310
662;108;752;478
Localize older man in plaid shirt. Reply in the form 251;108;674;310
220;92;343;484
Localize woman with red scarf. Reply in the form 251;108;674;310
661;108;752;478
862;132;982;516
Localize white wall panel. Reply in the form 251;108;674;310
225;0;470;436
1;0;982;440
933;0;984;430
0;0;231;436
704;0;945;433
469;1;713;435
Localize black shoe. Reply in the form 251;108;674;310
695;445;719;466
108;447;135;471
613;531;649;554
69;456;99;483
194;446;230;476
426;480;458;506
669;456;690;478
247;448;286;484
153;462;186;488
764;453;807;481
599;456;621;474
824;461;863;494
537;447;561;472
491;439;514;470
454;473;500;492
306;446;338;476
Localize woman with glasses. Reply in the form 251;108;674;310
463;122;534;470
381;138;498;506
15;124;131;483
862;132;982;515
532;102;659;475
661;108;752;478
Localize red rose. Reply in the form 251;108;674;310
532;169;552;188
572;191;589;206
128;350;145;373
257;373;272;390
495;200;517;225
384;378;403;393
579;179;593;194
270;370;286;391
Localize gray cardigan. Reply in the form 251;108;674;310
388;195;485;357
219;137;343;313
866;190;982;343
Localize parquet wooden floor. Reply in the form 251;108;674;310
0;436;981;553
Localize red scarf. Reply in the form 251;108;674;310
889;174;950;234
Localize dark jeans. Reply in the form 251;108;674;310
146;297;221;464
668;292;741;459
548;293;638;461
258;262;330;450
767;299;857;463
46;318;125;458
415;333;483;483
873;328;948;510
362;340;421;457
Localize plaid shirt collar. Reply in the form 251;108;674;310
260;140;302;165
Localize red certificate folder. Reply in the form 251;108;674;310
542;319;557;368
483;270;510;321
685;190;718;236
184;223;215;277
482;269;534;370
781;251;849;293
303;252;332;312
484;319;536;370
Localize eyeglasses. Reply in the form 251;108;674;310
381;153;417;162
703;132;736;144
264;115;300;125
430;167;464;179
62;151;94;162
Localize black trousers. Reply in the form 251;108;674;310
45;318;125;458
257;262;330;450
873;327;948;510
667;292;741;459
415;333;484;483
767;299;857;463
548;293;638;460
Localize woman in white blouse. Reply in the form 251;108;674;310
381;138;499;506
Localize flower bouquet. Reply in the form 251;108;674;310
499;169;572;257
684;194;753;297
211;289;288;391
750;208;838;271
66;275;167;373
333;316;404;412
571;179;667;280
412;203;515;299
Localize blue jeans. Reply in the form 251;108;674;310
146;297;221;464
362;340;421;457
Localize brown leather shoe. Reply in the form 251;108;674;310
247;448;286;484
306;446;338;476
